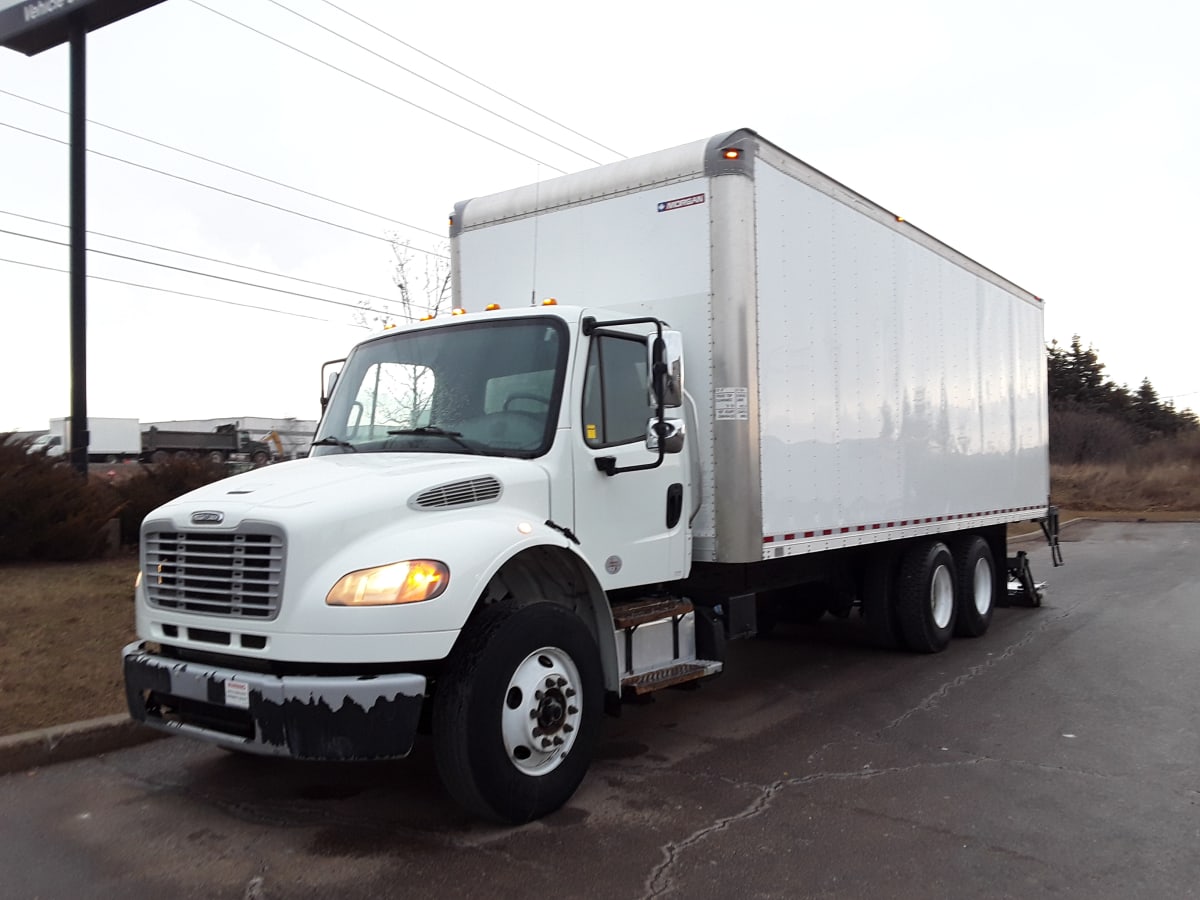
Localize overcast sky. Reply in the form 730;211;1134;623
1;0;1197;432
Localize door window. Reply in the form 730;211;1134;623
582;334;654;448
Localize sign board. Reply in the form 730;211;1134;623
0;0;166;55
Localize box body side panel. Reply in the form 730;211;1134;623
754;159;1048;555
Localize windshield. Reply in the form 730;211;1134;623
313;316;568;458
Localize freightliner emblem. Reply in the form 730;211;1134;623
191;511;224;524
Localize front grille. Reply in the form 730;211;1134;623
145;530;285;620
410;476;502;509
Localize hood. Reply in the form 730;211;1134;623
147;454;552;536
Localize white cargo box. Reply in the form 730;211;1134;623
452;129;1048;565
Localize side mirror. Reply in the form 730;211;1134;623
320;358;345;412
648;330;684;409
646;417;686;455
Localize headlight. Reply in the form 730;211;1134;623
325;560;449;606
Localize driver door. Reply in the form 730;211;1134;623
571;325;689;590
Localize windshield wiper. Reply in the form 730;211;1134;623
311;436;357;452
387;426;479;454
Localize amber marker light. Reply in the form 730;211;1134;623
541;297;558;306
326;560;449;606
485;303;501;311
722;148;741;160
451;307;467;316
420;314;435;321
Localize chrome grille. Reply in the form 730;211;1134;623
144;530;284;620
410;476;502;509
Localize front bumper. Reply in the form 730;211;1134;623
123;642;427;761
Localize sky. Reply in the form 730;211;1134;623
1;0;1198;432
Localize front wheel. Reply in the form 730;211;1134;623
433;601;602;824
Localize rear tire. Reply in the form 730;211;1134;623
433;601;602;824
895;540;957;653
952;536;995;638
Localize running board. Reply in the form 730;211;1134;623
612;596;721;695
621;660;723;695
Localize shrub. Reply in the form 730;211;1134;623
1050;408;1138;465
112;457;230;545
0;434;123;562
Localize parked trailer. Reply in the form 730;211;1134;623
123;129;1060;824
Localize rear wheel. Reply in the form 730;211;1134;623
952;536;995;637
433;601;602;824
895;540;957;653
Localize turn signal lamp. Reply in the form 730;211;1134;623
722;148;741;160
326;560;449;606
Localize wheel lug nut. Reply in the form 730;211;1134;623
535;690;543;700
567;705;578;715
531;726;542;737
553;737;563;746
562;723;574;733
541;738;552;748
545;677;557;689
565;688;576;698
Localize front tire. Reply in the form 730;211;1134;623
433;602;602;824
895;540;957;653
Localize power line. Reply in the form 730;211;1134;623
1;226;398;316
187;0;569;175
265;0;605;167
0;87;447;244
315;0;626;160
0;209;402;306
0;255;353;325
0;119;449;259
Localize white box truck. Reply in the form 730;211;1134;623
39;416;140;461
123;129;1059;823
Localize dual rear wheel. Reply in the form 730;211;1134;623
893;534;996;653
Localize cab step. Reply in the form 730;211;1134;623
621;660;723;695
611;595;721;695
612;596;693;629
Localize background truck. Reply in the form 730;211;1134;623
123;128;1059;824
33;417;140;461
141;423;276;464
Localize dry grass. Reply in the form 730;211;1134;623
0;553;138;735
1051;461;1200;512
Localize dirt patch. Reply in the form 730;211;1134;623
0;553;138;735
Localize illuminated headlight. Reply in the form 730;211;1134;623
325;560;449;606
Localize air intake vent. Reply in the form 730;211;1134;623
410;476;502;509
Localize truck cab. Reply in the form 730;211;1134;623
124;304;702;824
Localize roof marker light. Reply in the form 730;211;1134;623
723;148;741;160
896;215;905;223
451;307;467;316
420;314;435;321
541;297;558;306
485;303;501;311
